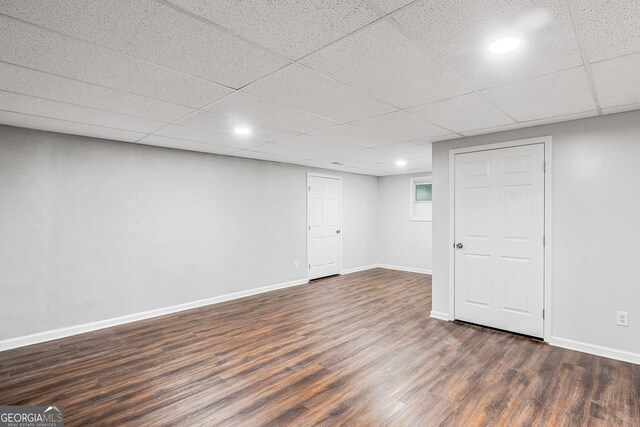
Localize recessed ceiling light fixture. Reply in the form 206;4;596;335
233;126;252;135
396;160;407;167
488;37;521;54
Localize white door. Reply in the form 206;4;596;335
308;175;341;280
454;144;545;337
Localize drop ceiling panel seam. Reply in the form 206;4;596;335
0;12;238;91
385;16;520;124
567;0;603;115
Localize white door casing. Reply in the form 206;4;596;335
454;143;545;338
308;174;341;280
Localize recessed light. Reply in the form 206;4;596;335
233;127;252;135
396;160;407;167
488;37;521;54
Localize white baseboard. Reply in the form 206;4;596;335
0;278;308;353
342;264;378;275
376;264;432;275
430;311;450;321
549;336;640;365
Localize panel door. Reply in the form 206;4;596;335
308;176;341;280
454;144;545;337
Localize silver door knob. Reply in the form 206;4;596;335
455;243;464;249
336;229;341;234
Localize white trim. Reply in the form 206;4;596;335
0;278;308;353
307;173;343;281
376;264;432;275
549;336;640;365
410;176;433;222
430;311;450;321
341;264;378;274
447;136;554;335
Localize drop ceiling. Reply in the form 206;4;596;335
0;0;639;176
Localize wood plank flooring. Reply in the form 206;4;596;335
1;269;638;426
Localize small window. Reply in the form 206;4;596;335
415;183;432;202
410;177;432;221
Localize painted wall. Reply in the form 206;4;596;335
377;173;432;273
432;110;640;359
0;125;378;341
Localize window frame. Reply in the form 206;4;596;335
410;176;432;222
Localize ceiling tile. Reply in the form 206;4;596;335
300;21;473;108
167;0;379;59
339;148;398;164
204;91;281;124
0;16;232;108
0;90;166;133
311;125;397;147
482;67;596;122
138;135;237;155
0;62;196;123
257;106;341;134
367;0;415;14
0;110;146;142
245;64;397;122
351;110;450;142
591;53;640;109
154;124;265;149
175;109;299;143
576;0;640;61
0;0;287;88
394;0;582;89
407;92;515;132
295;84;397;123
227;149;299;164
373;142;430;159
243;64;334;107
460;109;598;136
277;135;359;157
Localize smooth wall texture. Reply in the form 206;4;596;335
378;173;432;273
0;125;378;341
432;110;640;358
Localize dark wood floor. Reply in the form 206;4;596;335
1;269;638;426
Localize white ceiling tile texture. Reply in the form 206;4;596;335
394;0;583;89
0;0;639;175
166;0;380;60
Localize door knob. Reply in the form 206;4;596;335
455;243;464;249
336;229;341;234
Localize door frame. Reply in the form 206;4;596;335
447;136;553;341
307;172;343;281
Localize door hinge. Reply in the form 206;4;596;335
308;264;311;269
543;309;545;319
543;235;546;246
308;185;311;191
543;161;547;172
309;225;311;230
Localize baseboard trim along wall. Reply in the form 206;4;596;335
429;311;450;321
376;264;433;275
0;278;309;353
423;313;640;365
1;266;432;352
549;336;640;365
343;264;433;275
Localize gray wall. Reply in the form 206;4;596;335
0;125;379;341
432;110;640;357
377;173;432;272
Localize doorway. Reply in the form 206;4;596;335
451;140;550;338
307;173;342;280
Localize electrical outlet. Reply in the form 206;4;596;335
293;261;298;269
616;311;629;327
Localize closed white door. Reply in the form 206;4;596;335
308;175;341;280
454;144;545;337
